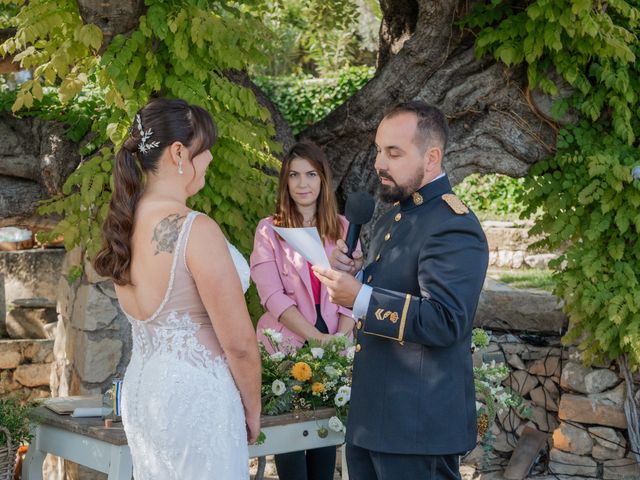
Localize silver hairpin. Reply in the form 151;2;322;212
135;114;160;154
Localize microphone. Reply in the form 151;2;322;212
344;191;375;258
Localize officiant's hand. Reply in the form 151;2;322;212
330;239;363;276
312;266;362;308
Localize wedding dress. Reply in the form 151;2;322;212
120;211;251;479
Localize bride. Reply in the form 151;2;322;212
93;97;261;479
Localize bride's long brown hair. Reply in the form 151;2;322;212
272;141;343;243
93;98;217;285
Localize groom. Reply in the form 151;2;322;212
313;101;489;479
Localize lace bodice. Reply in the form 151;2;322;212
119;211;250;479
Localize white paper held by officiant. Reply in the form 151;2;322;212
270;225;330;267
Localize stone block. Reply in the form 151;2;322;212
529;356;561;377
589;426;626;449
497;407;521;432
558;394;627;429
503;370;539;396
528;404;559;433
530;386;559;412
13;363;52;387
0;350;21;369
603;458;640;479
524;253;558;269
75;336;122;383
548;448;597;477
584;368;620;394
552;422;593;455
593;444;626;461
560;362;591;394
0;249;65;303
23;339;54;363
475;279;567;334
590;382;626;406
71;285;118;332
507;354;526;370
482;351;506;365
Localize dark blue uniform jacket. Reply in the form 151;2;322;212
347;175;489;455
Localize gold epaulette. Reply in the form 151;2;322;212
442;194;469;215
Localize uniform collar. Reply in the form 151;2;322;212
398;174;452;211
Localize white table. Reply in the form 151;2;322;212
24;403;347;479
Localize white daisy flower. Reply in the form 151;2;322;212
262;328;283;344
328;416;345;433
270;352;285;361
345;346;356;360
324;365;339;377
271;379;286;396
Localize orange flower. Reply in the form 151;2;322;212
312;382;325;394
291;362;312;381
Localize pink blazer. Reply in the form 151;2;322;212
250;215;353;353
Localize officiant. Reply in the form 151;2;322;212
250;141;356;480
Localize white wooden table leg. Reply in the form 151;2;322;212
341;445;349;480
23;426;45;480
107;445;133;480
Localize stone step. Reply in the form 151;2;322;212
475;278;567;334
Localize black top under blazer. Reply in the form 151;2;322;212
347;175;489;455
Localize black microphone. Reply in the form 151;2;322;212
344;191;375;258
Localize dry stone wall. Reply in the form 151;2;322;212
51;248;131;399
466;333;640;479
0;339;53;401
483;221;560;270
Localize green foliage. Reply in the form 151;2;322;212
454;174;527;219
252;0;378;76
465;1;640;366
2;0;280;258
255;66;374;134
489;268;555;292
0;85;100;142
0;397;36;446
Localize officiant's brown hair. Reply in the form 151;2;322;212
273;141;343;243
93;97;217;285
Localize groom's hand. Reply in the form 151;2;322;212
312;265;361;308
330;239;363;276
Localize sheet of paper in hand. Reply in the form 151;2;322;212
270;225;330;267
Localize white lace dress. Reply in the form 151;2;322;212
120;211;251;480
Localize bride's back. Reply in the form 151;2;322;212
114;200;192;322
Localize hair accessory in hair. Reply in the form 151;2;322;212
135;114;160;154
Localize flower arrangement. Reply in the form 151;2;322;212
258;327;522;444
259;329;354;439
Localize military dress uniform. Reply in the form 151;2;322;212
346;175;489;479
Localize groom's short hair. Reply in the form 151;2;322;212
384;101;449;154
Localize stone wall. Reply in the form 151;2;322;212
483;221;560;269
465;333;640;479
51;248;131;399
0;248;65;304
0;339;54;401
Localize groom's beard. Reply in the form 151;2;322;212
377;167;425;203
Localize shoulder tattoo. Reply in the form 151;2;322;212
151;213;186;255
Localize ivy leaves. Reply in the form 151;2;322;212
466;0;640;366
